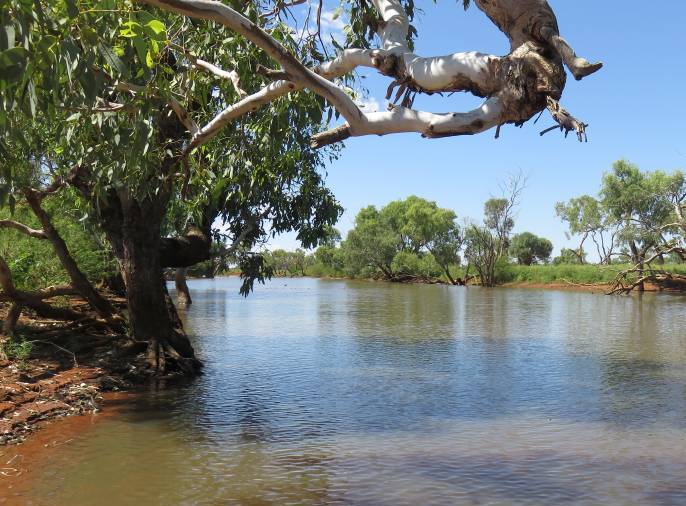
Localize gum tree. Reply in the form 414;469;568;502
135;0;602;149
509;232;553;265
1;0;603;369
0;1;340;371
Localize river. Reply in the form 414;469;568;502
4;277;686;505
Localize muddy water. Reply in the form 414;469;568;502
4;278;686;505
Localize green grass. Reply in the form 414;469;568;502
1;336;33;362
498;263;686;285
302;260;686;287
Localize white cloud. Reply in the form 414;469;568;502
319;9;346;32
355;96;381;112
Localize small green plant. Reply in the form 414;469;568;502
1;336;34;362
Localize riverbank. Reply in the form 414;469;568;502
0;301;152;446
298;262;686;294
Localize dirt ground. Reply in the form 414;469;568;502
0;300;150;446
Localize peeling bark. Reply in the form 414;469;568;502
138;0;601;149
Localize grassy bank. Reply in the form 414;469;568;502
295;262;686;289
499;263;686;285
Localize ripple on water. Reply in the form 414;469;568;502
5;278;686;505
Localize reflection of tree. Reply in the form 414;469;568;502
346;281;459;342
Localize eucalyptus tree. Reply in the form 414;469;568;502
0;0;604;368
509;232;552;265
0;1;340;371
555;195;617;264
133;0;602;148
343;205;399;278
341;197;460;280
553;247;586;265
557;160;685;292
600;161;685;292
463;173;524;286
463;224;498;287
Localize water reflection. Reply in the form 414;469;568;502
6;277;686;505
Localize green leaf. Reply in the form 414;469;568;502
132;36;147;66
0;47;29;83
119;21;143;38
144;19;166;40
98;43;130;78
64;0;80;18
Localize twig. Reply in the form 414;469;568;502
27;340;78;367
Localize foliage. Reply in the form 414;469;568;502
555;195;617;264
553;248;586;265
264;248;314;276
499;263;686;285
0;335;33;362
340;197;461;279
0;0;344;301
558;160;685;292
509;232;553;265
0;195;117;290
342;205;400;278
464;225;499;287
315;244;346;274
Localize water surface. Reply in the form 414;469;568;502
4;278;686;505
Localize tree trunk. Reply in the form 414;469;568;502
114;195;200;373
73;172;202;374
443;265;457;285
175;268;192;306
23;189;114;318
628;241;645;292
2;303;21;337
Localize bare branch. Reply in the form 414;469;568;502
260;0;307;19
311;98;503;147
138;0;365;128
256;64;291;82
0;220;47;239
135;0;600;150
169;98;199;136
174;44;247;97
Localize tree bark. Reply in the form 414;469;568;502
444;266;457;285
23;189;115;318
0;254;85;322
175;268;192;306
83;177;201;373
628;240;645;292
2;303;21;338
139;0;600;149
118;202;199;371
160;225;212;268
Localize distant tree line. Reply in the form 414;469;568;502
260;161;686;292
265;174;557;287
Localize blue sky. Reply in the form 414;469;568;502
269;0;686;256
